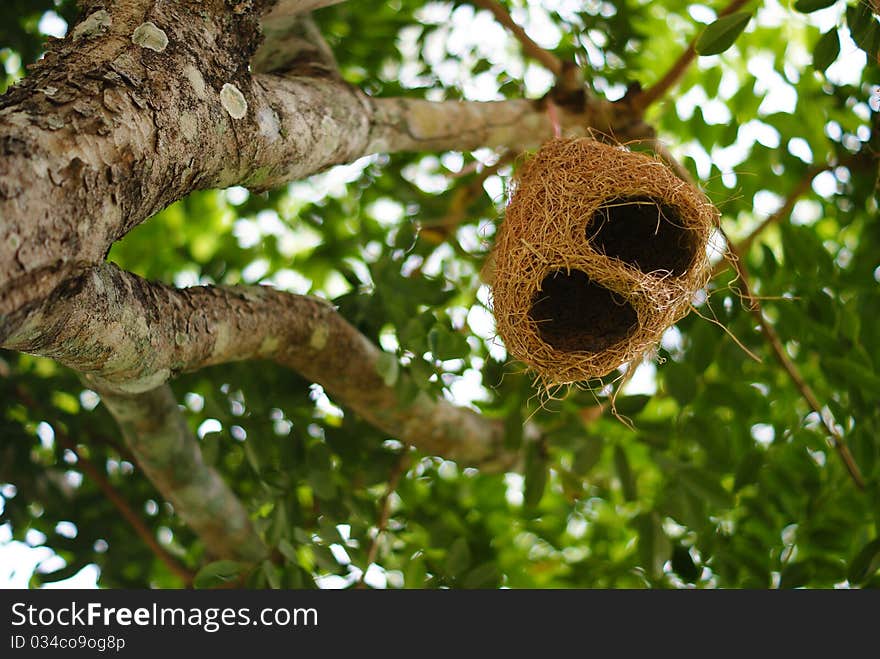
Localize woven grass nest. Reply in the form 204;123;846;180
491;137;717;386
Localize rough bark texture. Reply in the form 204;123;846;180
0;0;627;329
5;263;513;470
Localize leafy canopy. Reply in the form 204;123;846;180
1;0;878;589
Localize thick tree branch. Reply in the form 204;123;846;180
93;383;269;562
0;0;626;321
3;264;515;471
367;95;621;155
253;14;338;75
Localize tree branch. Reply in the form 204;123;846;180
0;0;624;322
469;0;564;77
12;384;195;584
634;0;752;112
57;433;195;585
260;0;348;23
253;13;338;75
357;452;410;588
720;232;865;489
92;384;269;562
366;94;622;156
3;264;516;471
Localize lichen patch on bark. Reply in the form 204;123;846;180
309;323;329;350
72;10;112;40
220;83;248;119
132;22;169;53
183;65;207;99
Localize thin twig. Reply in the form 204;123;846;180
356;452;410;588
720;231;865;489
470;0;563;77
423;152;517;236
712;162;838;277
635;0;752;112
11;386;195;585
734;166;828;255
58;436;196;585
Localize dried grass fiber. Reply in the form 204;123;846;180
491;137;717;385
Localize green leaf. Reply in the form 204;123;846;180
307;469;337;500
734;450;765;491
695;13;752;56
445;538;471;577
503;403;524;450
277;539;298;563
847;4;880;59
847;538;880;585
664;361;698;406
572;436;604;475
427;325;470;361
375;352;399;387
462;562;500;588
794;0;837;12
635;512;671;580
613;395;652;417
823;357;880;398
193;560;245;589
671;545;700;582
614;445;637;502
262;560;282;589
678;466;733;508
524;443;548;509
812;28;840;72
779;561;814;589
404;555;427;588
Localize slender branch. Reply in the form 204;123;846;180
469;0;564;77
422;152;516;239
712;162;843;278
3;263;516;471
635;0;752;112
56;434;195;585
721;232;865;489
93;384;269;563
736;165;828;253
11;385;194;584
644;138;699;186
357;452;410;588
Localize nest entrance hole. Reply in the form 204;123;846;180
586;196;698;276
529;269;637;353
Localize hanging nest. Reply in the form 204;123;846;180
490;137;717;386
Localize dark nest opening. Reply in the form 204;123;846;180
529;269;638;353
586;196;699;276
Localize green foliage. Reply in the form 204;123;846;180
1;0;878;590
695;13;753;56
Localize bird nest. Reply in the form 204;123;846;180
490;137;717;386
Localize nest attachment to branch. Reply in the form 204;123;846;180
491;137;717;386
